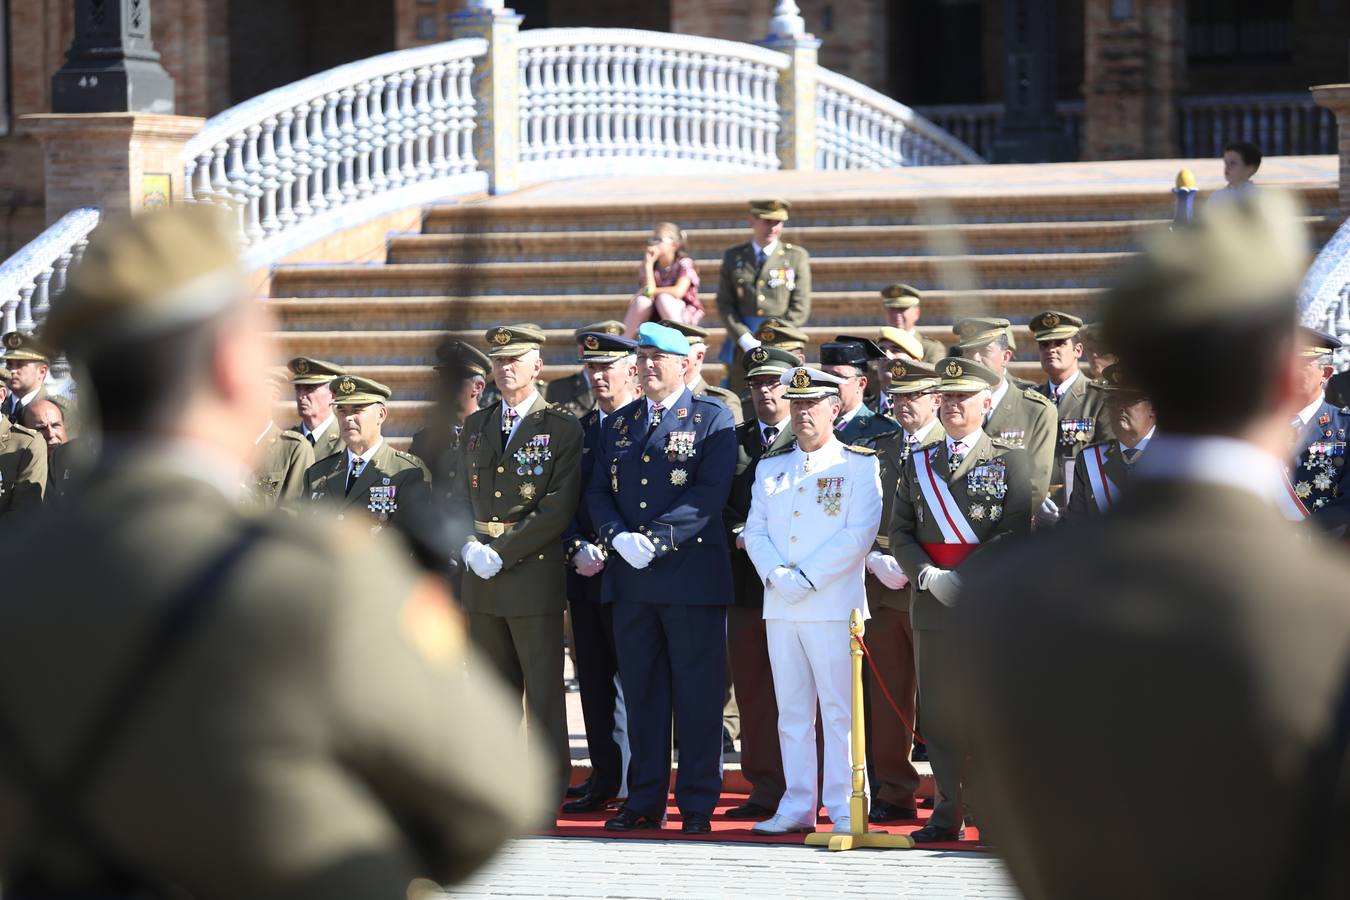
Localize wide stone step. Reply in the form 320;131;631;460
265;287;1104;332
390;216;1341;264
269;252;1130;298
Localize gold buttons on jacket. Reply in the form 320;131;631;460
639;501;647;509
641;478;648;485
494;491;501;497
643;455;651;463
497;466;504;473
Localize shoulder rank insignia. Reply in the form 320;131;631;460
844;444;876;455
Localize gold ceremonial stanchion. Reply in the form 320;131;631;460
804;609;914;852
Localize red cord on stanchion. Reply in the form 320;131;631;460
855;633;923;744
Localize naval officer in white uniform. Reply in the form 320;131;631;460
743;366;883;834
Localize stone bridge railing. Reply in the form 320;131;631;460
4;2;980;333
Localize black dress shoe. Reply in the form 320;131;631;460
565;778;592;799
868;801;919;823
910;823;965;843
681;813;712;834
562;790;618;814
604;807;662;831
723;801;774;820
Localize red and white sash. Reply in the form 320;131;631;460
1083;444;1121;513
1277;471;1310;521
914;447;979;544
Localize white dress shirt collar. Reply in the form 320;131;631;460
751;238;780;260
647;387;686;422
1121;425;1156;455
304;413;336;442
502;391;539;442
907;418;939;445
1047;369;1080;399
947;428;984;455
759;415;789;443
989;378;1011;411
346;436;383;471
1293;396;1325;429
1134;433;1285;505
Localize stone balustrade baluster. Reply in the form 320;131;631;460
290;104;314;221
367;75;390;192
274;111;298;226
397;71;418;182
20;272;47;331
428;64;450;177
413;67;435;179
242;125;266;241
352;83;374;198
258;118;282;235
336;88;359;201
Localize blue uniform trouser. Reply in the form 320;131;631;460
612;601;728;818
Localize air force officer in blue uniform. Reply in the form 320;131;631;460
587;322;737;835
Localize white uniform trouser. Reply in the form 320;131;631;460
765;618;861;825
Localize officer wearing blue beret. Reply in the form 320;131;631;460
819;337;900;444
560;331;641;813
1287;326;1350;533
587;322;738;835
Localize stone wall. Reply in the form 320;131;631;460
1082;0;1183;160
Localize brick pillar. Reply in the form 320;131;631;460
22;113;203;225
761;2;820;171
1082;0;1184;161
451;1;522;194
1312;84;1350;215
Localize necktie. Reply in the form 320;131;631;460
1122;447;1139;464
650;403;664;428
834;414;847;432
755;248;767;269
1051;384;1062;405
762;425;778;448
948;443;965;475
345;457;364;495
502;407;518;440
306;431;316;446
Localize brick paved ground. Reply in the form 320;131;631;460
442;837;1020;898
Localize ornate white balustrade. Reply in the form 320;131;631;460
1301;219;1350;373
516;29;786;180
816;70;985;168
182;38;489;269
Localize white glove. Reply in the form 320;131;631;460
918;566;962;605
768;566;812;604
1036;496;1060;526
572;542;607;577
865;551;909;591
462;541;504;580
735;534;746;550
612;532;657;570
737;332;762;352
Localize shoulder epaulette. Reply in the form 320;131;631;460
762;441;797;459
9;422;40;441
845;443;877;455
1022;387;1055;408
988;436;1016;450
279;429;306;443
393;449;426;466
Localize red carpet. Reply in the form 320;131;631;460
548;791;984;851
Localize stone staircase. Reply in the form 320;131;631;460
263;162;1341;445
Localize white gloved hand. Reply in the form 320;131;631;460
768;566;812;604
462;541;504;580
918;566;962;605
612;532;657;570
1036;496;1060;527
865;551;910;591
736;332;762;353
735;534;746;550
572;542;606;577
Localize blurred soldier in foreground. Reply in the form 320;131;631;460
959;191;1350;899
745;366;882;835
1063;364;1154;521
889;357;1032;842
249;368;314;511
0;206;548;898
861;358;944;823
1285;326;1349;534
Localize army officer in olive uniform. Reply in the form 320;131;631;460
0;409;46;516
302;376;430;528
288;356;347;460
889;357;1032;843
451;324;584;797
1029;310;1108;523
880;284;944;364
718;200;812;394
251;367;315;511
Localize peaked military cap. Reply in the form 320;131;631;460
750;199;791;222
1089;363;1146;396
877;326;924;360
485;323;546;358
743;345;800;378
781;365;846;399
574;320;625;339
636;321;690;356
578;331;638;363
1104;189;1309;350
1298;325;1342;358
331;374;392;406
1029;310;1084;342
45;204;243;355
289;356;347;385
433;339;490;377
755;319;808;350
2;331;50;363
953;316;1017;351
658;320;711;345
936;356;999;392
820;337;883;368
885;358;940;395
880;283;923;310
